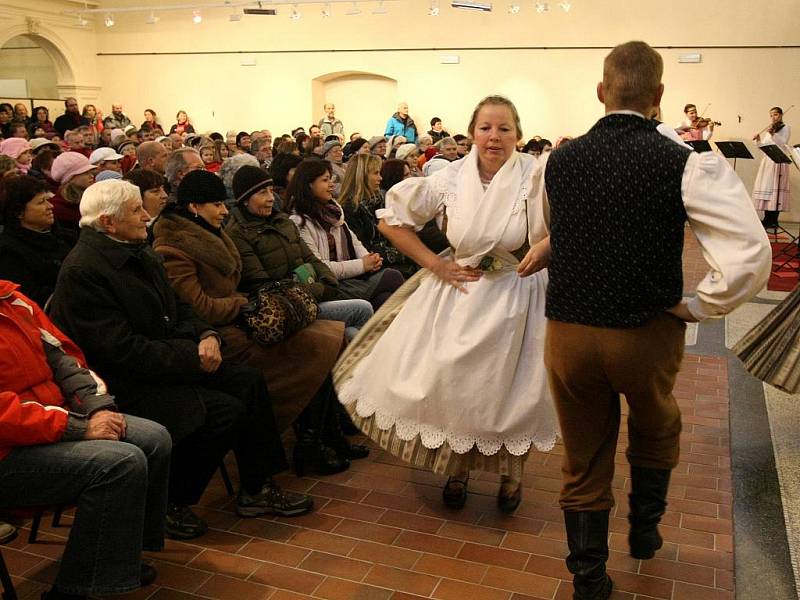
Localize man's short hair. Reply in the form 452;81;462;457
79;179;141;230
683;103;696;113
602;41;663;112
137;141;166;166
164;147;200;187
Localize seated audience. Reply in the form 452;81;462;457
199;143;221;173
287;160;404;310
104;103;132;130
269;152;303;210
50;152;98;231
153;170;361;472
28;108;57;139
454;134;471;157
50;179;314;540
164;147;204;202
218;153;259;205
28;149;59;190
422;137;459;176
0;138;32;174
0;176;76;306
321;140;345;191
428;117;450;142
136;140;170;174
169;110;195;136
140;108;160;132
0;156;16;180
226;165;373;341
379;159;450;255
340;154;416;276
0;278;171;599
89;147;124;173
53;98;89;137
395;143;421;177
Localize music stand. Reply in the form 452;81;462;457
687;140;713;153
759;145;797;272
715;141;753;171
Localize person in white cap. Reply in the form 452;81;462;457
30;138;62;156
89;147;124;173
50;152;98;231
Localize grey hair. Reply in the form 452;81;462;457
435;137;457;148
164;147;200;188
79;179;142;230
219;154;260;199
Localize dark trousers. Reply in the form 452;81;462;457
0;416;171;595
119;362;286;505
544;313;685;511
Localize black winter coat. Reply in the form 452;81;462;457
49;227;215;403
0;225;76;307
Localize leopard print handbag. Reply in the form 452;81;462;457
242;281;319;345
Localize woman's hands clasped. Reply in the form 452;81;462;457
362;253;383;272
431;257;482;293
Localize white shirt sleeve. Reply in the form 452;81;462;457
682;151;772;320
377;175;441;231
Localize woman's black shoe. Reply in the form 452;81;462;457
497;480;522;514
292;425;350;476
140;563;158;586
442;472;469;508
324;434;370;460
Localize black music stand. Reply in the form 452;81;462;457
759;145;797;272
687;140;713;153
715;141;753;171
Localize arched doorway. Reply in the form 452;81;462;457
312;72;398;139
0;34;63;98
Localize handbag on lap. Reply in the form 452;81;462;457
241;280;319;345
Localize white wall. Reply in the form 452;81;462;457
0;0;798;217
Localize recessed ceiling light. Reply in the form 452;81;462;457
192;9;202;24
104;14;114;27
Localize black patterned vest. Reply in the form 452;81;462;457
545;113;691;328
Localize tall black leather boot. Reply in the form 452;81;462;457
564;510;613;600
628;466;671;559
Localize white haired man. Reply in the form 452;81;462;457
49;180;312;540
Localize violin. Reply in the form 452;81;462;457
692;117;721;128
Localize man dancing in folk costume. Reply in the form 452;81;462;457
543;41;771;599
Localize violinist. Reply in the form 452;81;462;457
676;104;716;141
752;106;792;229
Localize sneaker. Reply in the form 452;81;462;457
237;480;314;517
165;505;208;540
0;520;17;544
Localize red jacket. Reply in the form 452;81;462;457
0;281;107;460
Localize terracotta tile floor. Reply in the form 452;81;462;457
4;230;735;600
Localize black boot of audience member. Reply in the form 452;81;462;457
291;423;349;476
628;466;671;559
564;510;613;600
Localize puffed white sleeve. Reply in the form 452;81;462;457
682;151;772;320
376;175;442;231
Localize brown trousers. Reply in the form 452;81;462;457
544;314;685;511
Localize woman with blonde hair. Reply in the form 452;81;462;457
339;154;414;276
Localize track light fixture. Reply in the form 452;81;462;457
192;9;202;23
104;14;115;27
508;3;520;13
289;4;301;19
321;2;332;16
76;14;89;26
345;2;361;15
146;11;160;24
535;1;548;12
428;0;441;15
373;0;388;14
558;0;571;10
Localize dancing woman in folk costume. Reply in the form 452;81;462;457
334;96;558;513
753;106;792;229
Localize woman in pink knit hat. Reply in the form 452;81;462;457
0;138;33;175
49;152;98;231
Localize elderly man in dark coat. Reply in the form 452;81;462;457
49;179;313;541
